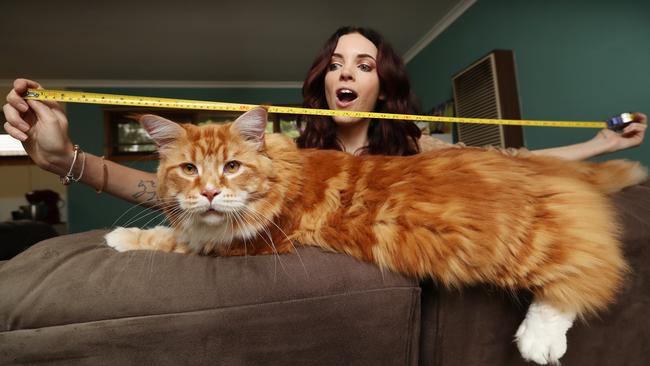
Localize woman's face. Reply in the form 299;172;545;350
324;32;382;125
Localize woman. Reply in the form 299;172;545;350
3;26;647;205
298;27;422;156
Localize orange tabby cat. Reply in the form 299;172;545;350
106;108;647;365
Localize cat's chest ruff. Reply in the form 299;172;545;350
179;221;258;252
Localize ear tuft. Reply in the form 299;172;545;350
138;115;186;147
231;107;268;151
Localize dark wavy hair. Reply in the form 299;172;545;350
296;26;422;156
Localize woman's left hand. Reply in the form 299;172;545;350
594;112;647;153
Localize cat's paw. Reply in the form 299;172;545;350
515;302;576;365
515;320;565;365
105;226;187;253
105;227;143;252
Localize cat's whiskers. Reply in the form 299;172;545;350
130;201;184;229
235;208;263;253
231;210;253;258
223;211;238;254
169;206;198;231
244;198;307;274
165;209;188;229
223;207;260;244
111;200;179;272
119;206;173;230
235;207;289;278
138;207;179;230
112;198;178;228
110;197;169;226
240;204;305;273
248;197;295;242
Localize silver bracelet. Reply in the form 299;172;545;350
74;149;86;182
61;144;81;186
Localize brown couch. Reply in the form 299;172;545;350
0;220;58;261
1;181;649;365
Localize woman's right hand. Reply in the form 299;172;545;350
3;78;74;175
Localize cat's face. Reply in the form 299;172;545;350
140;108;274;227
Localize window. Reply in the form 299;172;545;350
0;110;29;161
106;110;193;157
0;135;27;157
271;112;303;139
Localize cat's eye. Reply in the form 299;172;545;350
224;161;241;174
181;163;198;176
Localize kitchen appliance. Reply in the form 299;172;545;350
17;190;63;224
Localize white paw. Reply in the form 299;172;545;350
515;302;576;365
105;227;142;252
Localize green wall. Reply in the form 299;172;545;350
67;87;301;233
407;0;649;164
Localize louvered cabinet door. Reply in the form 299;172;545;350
452;50;524;148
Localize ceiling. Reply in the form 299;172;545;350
1;0;472;87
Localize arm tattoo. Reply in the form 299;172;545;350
132;180;158;202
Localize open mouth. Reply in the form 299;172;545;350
336;88;358;106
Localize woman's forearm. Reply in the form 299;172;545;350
50;150;159;206
530;131;617;161
530;140;607;161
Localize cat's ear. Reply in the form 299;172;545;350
137;114;186;147
231;107;268;151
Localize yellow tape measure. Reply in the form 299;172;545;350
24;89;608;129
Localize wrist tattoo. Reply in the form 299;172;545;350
132;180;158;202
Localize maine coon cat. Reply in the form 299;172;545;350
106;108;647;365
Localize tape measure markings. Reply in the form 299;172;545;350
24;89;607;129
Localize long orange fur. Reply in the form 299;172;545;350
123;109;648;320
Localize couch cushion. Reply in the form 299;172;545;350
0;230;421;365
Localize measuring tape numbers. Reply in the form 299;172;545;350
24;89;610;129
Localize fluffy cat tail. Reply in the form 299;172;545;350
583;160;648;194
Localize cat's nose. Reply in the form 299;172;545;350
201;189;220;203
